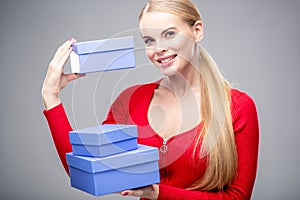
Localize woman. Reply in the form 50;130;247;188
42;0;259;199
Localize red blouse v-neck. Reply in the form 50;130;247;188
44;80;259;200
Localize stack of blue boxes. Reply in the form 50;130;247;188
66;124;160;196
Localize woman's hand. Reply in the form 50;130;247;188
121;184;159;200
42;38;85;110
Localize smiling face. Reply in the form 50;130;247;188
140;12;203;77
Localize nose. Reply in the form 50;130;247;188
154;41;167;54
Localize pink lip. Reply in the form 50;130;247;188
156;54;177;67
157;54;177;62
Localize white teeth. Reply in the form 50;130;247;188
161;56;175;63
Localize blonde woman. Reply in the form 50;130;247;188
42;0;259;199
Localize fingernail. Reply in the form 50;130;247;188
69;37;73;41
122;192;129;196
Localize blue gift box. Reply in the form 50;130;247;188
70;36;135;74
69;124;138;157
66;144;160;196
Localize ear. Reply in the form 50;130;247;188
193;20;204;42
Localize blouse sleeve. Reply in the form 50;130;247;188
43;85;138;176
158;93;259;200
43;103;73;175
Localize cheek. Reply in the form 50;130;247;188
145;48;155;60
168;35;195;58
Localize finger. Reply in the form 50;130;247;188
52;39;73;60
55;47;73;70
64;73;86;82
60;73;85;88
70;73;86;81
121;189;143;197
56;38;75;56
56;38;77;64
50;45;72;71
49;39;75;71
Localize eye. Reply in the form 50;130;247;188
164;31;176;38
143;38;155;45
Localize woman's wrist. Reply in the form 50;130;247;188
42;92;61;110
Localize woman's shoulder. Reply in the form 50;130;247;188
231;88;255;102
230;88;258;119
230;88;247;100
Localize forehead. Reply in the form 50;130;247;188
140;12;189;35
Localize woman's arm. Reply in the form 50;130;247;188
43;104;73;175
42;38;85;175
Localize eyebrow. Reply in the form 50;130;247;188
142;26;177;39
161;27;177;36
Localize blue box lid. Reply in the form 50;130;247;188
66;144;159;173
69;124;137;146
72;36;134;55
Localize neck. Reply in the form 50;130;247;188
161;65;201;98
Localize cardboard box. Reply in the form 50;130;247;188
70;36;135;74
66;144;160;196
69;124;138;157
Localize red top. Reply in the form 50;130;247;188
43;81;259;200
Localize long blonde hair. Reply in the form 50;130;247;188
139;0;237;191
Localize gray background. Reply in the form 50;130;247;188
0;0;299;199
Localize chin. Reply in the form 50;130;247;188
158;65;180;77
